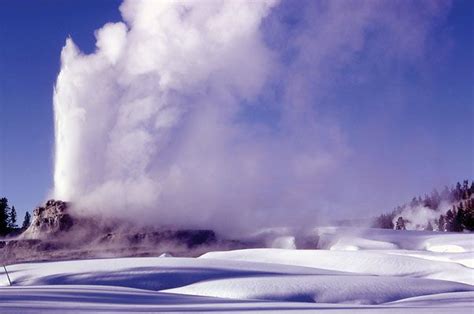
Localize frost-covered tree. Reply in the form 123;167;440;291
395;217;406;230
464;199;474;231
437;215;446;232
451;204;464;232
373;213;394;229
425;221;433;231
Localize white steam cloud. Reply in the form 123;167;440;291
53;0;450;233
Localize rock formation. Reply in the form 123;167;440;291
1;199;258;264
21;200;73;239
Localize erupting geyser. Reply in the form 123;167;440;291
53;1;280;230
52;0;450;233
52;0;341;232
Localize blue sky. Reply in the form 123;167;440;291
0;0;122;217
0;0;473;222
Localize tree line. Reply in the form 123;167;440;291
373;180;474;232
0;197;31;237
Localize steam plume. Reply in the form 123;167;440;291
53;0;450;233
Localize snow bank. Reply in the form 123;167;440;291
201;248;474;285
388;291;474;307
3;285;471;313
0;256;340;290
329;237;399;251
165;275;472;305
1;229;472;312
316;227;474;252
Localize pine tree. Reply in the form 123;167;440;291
22;211;31;230
464;199;474;231
452;205;464;232
7;206;17;229
430;189;441;209
438;214;446;232
425;221;434;231
445;208;455;232
423;195;432;208
455;182;462;201
440;186;450;201
410;197;419;208
395;217;406;230
0;197;9;236
462;180;469;200
373;213;394;229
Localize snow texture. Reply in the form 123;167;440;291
1;228;473;313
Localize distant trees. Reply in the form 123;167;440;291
438;215;446;232
395;217;406;230
373;213;394;229
425;221;433;231
0;198;9;236
373;180;474;232
7;206;17;229
22;211;31;230
463;199;474;230
0;197;29;237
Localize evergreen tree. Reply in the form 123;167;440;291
455;182;462;201
395;217;406;230
7;206;17;229
438;215;446;232
373;213;394;229
464;199;474;231
423;195;432;208
462;180;469;200
0;197;9;236
22;211;31;230
445;208;455;232
452;205;464;232
430;189;441;209
425;221;433;231
440;186;450;201
410;197;419;208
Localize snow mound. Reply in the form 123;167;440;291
329;237;399;251
423;235;474;253
316;227;474;252
1;256;341;290
201;248;474;285
388;291;474;307
164;275;472;305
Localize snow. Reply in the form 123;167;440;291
201;248;473;285
315;227;474;252
329;237;400;250
1;228;473;312
165;274;472;305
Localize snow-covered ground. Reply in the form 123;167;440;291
1;228;473;313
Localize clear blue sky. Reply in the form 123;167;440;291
0;0;473;221
0;0;122;218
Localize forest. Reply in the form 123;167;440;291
373;180;474;232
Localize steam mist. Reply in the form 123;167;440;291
53;0;450;233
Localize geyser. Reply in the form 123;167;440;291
53;0;450;234
53;0;337;233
